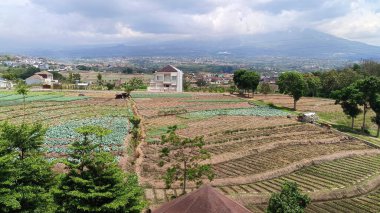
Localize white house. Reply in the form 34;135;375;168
0;78;13;89
148;65;183;92
25;71;56;85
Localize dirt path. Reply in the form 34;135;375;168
131;98;148;186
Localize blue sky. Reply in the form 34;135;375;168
1;0;380;50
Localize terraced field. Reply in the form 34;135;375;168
0;91;134;164
135;93;380;212
306;188;380;213
220;154;380;196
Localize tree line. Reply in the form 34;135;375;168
232;61;380;136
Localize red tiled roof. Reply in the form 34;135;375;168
157;65;180;73
154;185;252;213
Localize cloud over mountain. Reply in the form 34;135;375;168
1;0;380;51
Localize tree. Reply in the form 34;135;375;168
353;63;361;72
97;73;103;86
241;71;260;97
158;125;214;195
372;115;380;137
304;73;321;97
333;86;362;129
76;65;91;71
361;60;380;77
196;78;207;88
51;71;66;82
267;181;311;213
0;144;20;211
183;78;191;91
16;82;29;121
123;77;145;97
370;94;380;137
259;82;272;96
72;73;81;83
277;72;307;110
319;70;339;97
228;85;238;94
0;122;55;212
1;72;17;81
1;122;46;160
233;70;260;96
54;125;146;212
105;82;115;90
354;77;380;131
233;69;247;93
20;66;40;79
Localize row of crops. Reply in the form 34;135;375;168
145;153;380;206
218;154;380;195
180;106;290;119
182;99;246;103
44;116;131;154
131;93;192;98
0;93;88;106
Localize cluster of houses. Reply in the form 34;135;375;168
0;63;279;92
2;59;72;72
146;65;281;92
0;71;60;90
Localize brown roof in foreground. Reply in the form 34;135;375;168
154;185;252;213
157;65;180;73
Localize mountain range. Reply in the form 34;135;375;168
25;29;380;60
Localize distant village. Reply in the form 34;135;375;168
0;55;280;92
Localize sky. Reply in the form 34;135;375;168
1;0;380;50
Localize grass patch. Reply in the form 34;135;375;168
248;100;268;106
318;110;377;132
328;123;380;147
0;92;89;106
146;124;188;141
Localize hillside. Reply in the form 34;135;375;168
27;29;380;60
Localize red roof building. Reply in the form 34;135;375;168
154;185;252;213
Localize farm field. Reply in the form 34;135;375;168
134;92;380;211
3;90;380;211
59;71;153;83
254;94;380;142
0;91;134;169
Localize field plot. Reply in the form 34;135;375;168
136;93;380;210
220;153;380;196
0;92;88;107
254;94;339;112
305;188;380;213
134;93;252;118
45;117;130;158
0;91;134;162
254;93;380;136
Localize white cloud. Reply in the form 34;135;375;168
317;1;380;45
192;5;301;35
0;0;380;50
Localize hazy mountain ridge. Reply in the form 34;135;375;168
25;29;380;59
